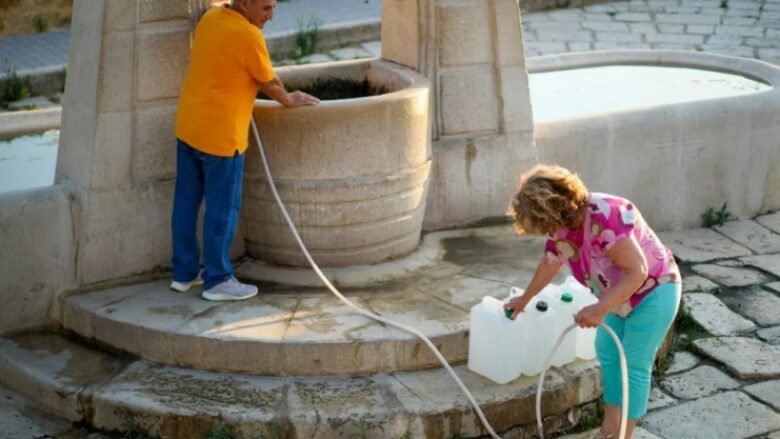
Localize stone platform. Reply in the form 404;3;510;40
0;225;605;438
60;226;547;376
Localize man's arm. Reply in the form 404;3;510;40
260;76;319;107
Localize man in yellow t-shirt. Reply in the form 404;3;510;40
171;0;318;301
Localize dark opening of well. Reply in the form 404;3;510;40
257;77;389;101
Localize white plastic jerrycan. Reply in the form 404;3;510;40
549;291;578;367
518;299;558;376
561;276;599;360
468;295;525;384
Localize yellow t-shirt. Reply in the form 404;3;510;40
175;5;275;157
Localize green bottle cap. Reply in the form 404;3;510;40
505;308;514;319
561;292;573;303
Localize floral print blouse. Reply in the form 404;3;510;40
545;193;680;313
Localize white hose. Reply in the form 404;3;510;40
249;119;502;439
250;118;629;439
536;323;628;439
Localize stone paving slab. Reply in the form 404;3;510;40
659;365;740;399
682;293;756;336
719;289;780;327
744;379;780;412
647;384;677;410
690;263;770;287
693;337;780;379
681;274;718;293
60;225;549;376
0;333;128;422
715;220;780;254
758;326;780;345
665;350;700;374
642;391;780;439
659;228;752;263
0;385;71;439
757;212;780;235
741;255;780;278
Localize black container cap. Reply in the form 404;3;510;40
536;301;549;312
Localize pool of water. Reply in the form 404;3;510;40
529;65;771;122
0;130;59;193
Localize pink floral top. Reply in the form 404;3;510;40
545;193;680;313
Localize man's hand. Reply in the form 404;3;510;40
284;91;319;107
574;303;608;328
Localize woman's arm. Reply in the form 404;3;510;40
574;235;648;327
504;256;563;320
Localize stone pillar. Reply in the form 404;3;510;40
382;0;537;229
56;0;237;285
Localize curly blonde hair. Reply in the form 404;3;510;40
508;164;589;235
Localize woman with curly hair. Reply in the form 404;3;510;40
503;164;681;439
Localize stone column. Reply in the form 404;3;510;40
382;0;537;229
56;0;236;285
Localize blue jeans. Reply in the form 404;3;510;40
595;282;681;420
171;139;244;290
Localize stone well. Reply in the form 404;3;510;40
242;58;431;267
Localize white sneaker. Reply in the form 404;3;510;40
202;277;258;301
169;270;204;292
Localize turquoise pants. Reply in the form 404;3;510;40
595;282;681;420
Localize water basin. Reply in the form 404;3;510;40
0;130;59;193
530;65;770;122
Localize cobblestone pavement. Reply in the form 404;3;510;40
297;0;780;66
522;0;780;61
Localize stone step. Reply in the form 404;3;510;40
60;225;547;376
0;332;601;439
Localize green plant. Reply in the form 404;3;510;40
293;15;322;59
396;432;413;439
1;59;32;106
204;424;238;439
348;415;371;439
701;202;732;228
33;14;48;33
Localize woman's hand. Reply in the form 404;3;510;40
574;303;608;328
503;295;531;320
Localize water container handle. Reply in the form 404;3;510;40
509;286;524;298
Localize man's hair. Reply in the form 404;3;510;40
507;164;589;235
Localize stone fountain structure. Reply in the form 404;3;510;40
0;1;603;438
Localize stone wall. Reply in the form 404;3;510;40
0;184;77;333
382;0;538;229
0;0;73;37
